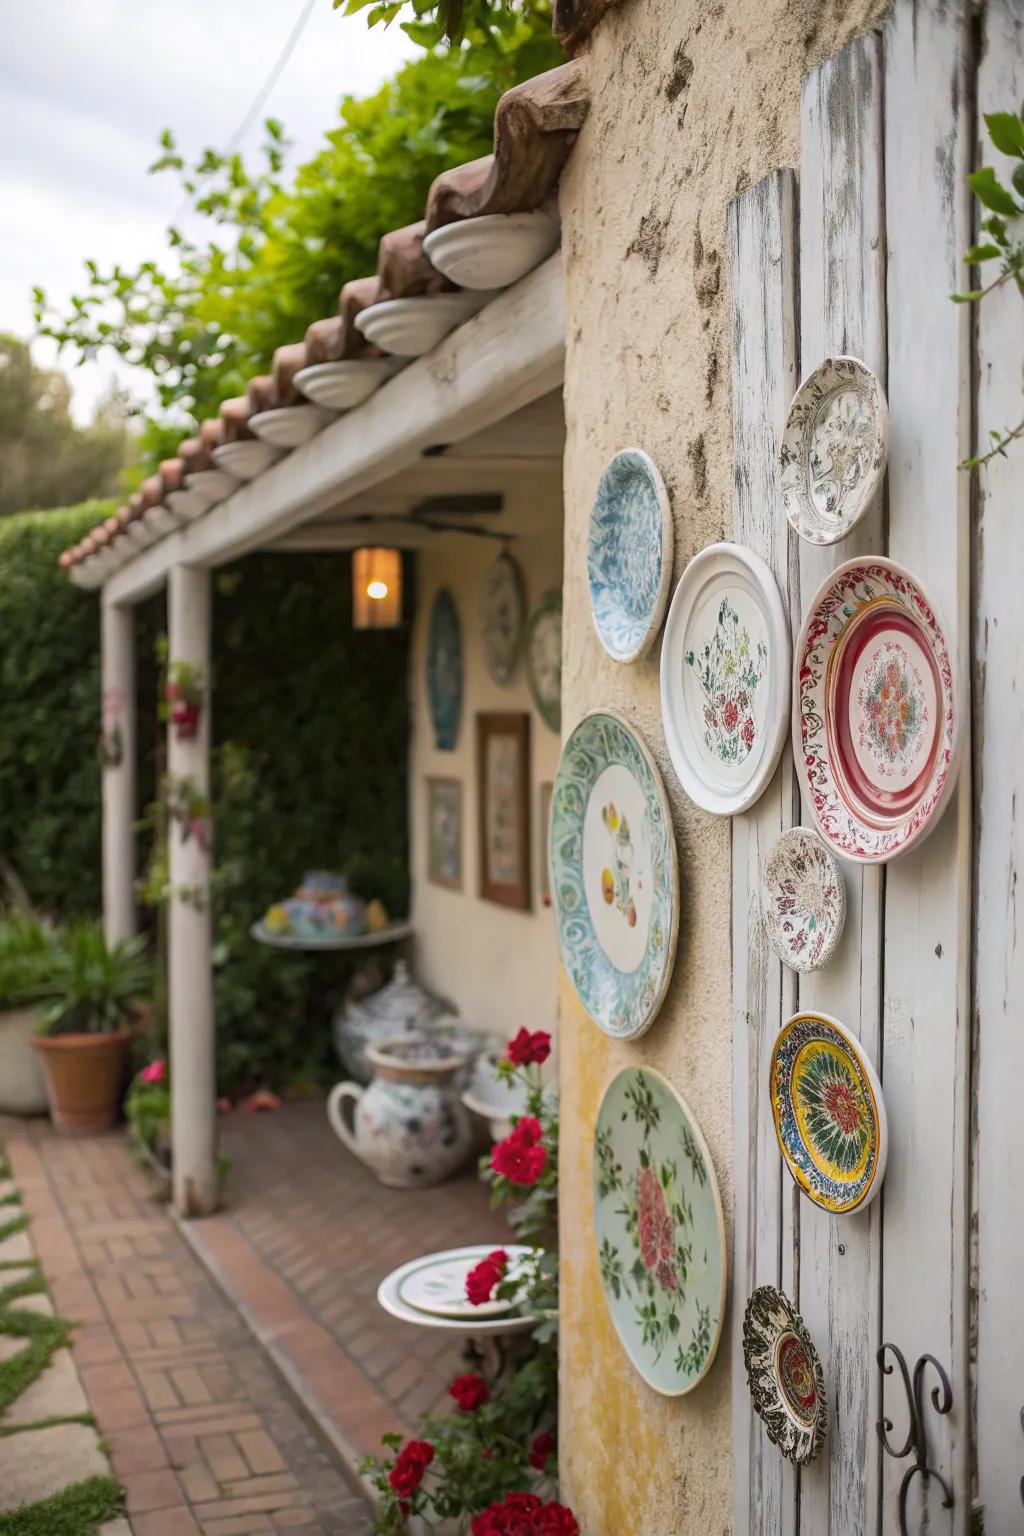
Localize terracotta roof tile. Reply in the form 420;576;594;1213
199;417;225;452
246;375;276;416
377;220;448;300
141;475;164;510
179;435;213;476
220;397;255;442
552;0;619;54
159;458;186;496
272;342;308;406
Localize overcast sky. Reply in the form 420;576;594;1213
2;0;416;422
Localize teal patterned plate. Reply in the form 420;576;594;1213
550;711;678;1040
594;1067;726;1395
587;449;674;664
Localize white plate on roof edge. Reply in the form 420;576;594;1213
781;356;889;546
249;404;335;450
212;440;281;481
354;293;495;358
184;470;238;505
760;828;845;974
397;1249;531;1319
587;448;673;664
423;212;560;291
293;359;401;412
660;542;790;816
163;490;206;522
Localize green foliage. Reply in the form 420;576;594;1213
0;915;56;1011
0;1258;71;1416
0;1476;123;1536
124;1065;170;1162
36;922;151;1037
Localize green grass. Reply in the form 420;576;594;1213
0;1475;122;1534
0;1214;26;1245
0;1270;72;1412
0;1412;96;1439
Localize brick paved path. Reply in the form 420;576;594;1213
5;1120;374;1536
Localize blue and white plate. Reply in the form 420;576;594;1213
550;711;678;1039
587;449;674;664
426;588;463;751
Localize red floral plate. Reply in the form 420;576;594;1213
794;558;959;863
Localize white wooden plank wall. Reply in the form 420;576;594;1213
728;168;800;1536
972;0;1024;1529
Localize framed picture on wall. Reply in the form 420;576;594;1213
477;713;531;910
539;781;553;908
426;777;463;890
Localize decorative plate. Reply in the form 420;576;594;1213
593;1067;726;1395
781;356;889;545
769;1010;887;1214
587;449;674;663
525;592;562;734
378;1246;536;1337
760;828;846;973
660;542;790;816
396;1246;532;1320
482;552;526;686
551;711;678;1040
743;1285;828;1464
427;588;463;751
794;557;959;863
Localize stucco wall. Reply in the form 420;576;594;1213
409;469;564;1042
555;2;887;1531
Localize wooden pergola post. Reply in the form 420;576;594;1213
101;595;137;943
167;562;218;1216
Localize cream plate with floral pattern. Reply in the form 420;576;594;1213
781;355;889;545
760;828;846;973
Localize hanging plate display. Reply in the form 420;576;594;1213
660;542;790;816
593;1067;726;1395
760;827;846;974
794;557;959;863
781;355;889;545
525;591;563;734
770;1009;887;1214
550;711;678;1040
396;1245;532;1320
587;448;674;663
743;1285;828;1464
426;588;463;751
482;552;526;686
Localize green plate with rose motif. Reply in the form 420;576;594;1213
550;711;679;1040
593;1067;726;1395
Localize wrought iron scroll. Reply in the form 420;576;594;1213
876;1344;954;1536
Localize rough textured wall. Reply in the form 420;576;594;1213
556;2;887;1531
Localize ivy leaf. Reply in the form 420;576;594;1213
963;243;1003;264
1013;164;1024;202
984;112;1024;159
968;166;1021;218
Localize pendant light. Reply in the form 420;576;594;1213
353;547;402;629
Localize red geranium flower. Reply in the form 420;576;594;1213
528;1430;557;1470
533;1503;579;1535
140;1059;166;1085
449;1372;490;1411
465;1248;508;1306
491;1117;548;1187
387;1438;434;1498
506;1028;552;1066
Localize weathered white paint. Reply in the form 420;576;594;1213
167;563;218;1218
971;0;1024;1526
100;596;137;943
727;167;800;1536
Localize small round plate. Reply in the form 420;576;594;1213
743;1285;828;1464
587;449;674;664
377;1246;537;1337
661;542;790;816
396;1247;532;1319
593;1067;726;1395
525;592;562;734
482;551;526;686
794;557;959;863
781;355;889;545
426;588;463;751
760;828;846;973
770;1010;887;1213
551;711;679;1040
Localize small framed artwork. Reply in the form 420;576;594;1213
539;781;553;908
477;713;531;910
426;777;463;890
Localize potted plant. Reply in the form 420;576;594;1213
33;921;152;1134
0;912;56;1115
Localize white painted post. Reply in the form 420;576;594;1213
101;595;137;943
167;563;218;1217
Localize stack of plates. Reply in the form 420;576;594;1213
377;1244;536;1334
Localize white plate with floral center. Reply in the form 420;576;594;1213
661;542;790;816
760;828;846;973
396;1245;532;1320
593;1067;726;1395
743;1285;828;1464
781;355;889;545
794;557;959;863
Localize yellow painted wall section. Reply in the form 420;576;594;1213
556;1;887;1530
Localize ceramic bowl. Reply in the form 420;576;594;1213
142;504;181;536
293;359;401;412
354;292;494;358
212;440;281;481
185;470;238;507
249;404;335;450
164;489;209;522
423;211;560;291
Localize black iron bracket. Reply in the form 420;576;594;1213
876;1343;954;1536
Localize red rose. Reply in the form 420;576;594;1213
449;1372;490;1411
472;1492;544;1535
533;1503;579;1535
388;1439;434;1498
528;1430;557;1470
465;1248;508;1306
491;1117;548;1187
506;1028;552;1066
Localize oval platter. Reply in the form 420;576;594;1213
426;587;463;751
769;1010;887;1214
760;827;846;974
793;557;959;863
781;355;889;545
661;542;790;816
587;448;674;664
525;591;563;734
482;551;526;686
593;1066;726;1395
743;1285;828;1464
550;711;678;1040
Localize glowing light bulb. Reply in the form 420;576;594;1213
367;579;389;600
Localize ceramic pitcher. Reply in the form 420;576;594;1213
327;1035;474;1188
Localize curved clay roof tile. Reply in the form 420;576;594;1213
199;417;225;452
272;342;308;407
303;316;346;366
141;476;164;510
377;221;448;301
159;459;185;496
219;397;254;443
247;375;275;416
179;436;212;476
553;0;619;55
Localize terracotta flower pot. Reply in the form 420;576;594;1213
32;1028;132;1134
